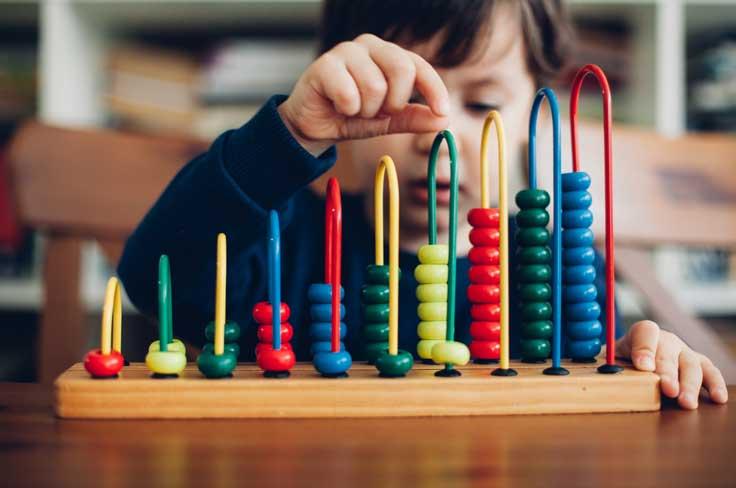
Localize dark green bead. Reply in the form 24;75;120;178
522;320;553;339
202;342;240;358
515;189;550;209
361;284;390;304
519;283;552;301
364;342;389;363
521;302;552;321
516;208;549;228
363;323;390;342
205;321;241;342
516;246;551;265
197;350;237;378
363;303;390;323
375;350;414;377
520;339;550;360
517;264;551;283
366;265;401;285
516;227;549;246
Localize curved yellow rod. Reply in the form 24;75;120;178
215;233;226;355
481;111;509;370
101;277;122;355
375;156;400;355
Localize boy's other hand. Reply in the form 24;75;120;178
616;320;729;409
278;34;450;156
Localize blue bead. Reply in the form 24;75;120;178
563;283;598;303
563;247;595;266
562;228;594;247
561;171;591;191
310;322;347;341
307;283;345;304
310;341;346;356
567;320;603;340
564;265;596;284
565;301;601;321
562;209;593;229
313;350;352;376
562;190;592;210
310;303;346;322
566;337;601;360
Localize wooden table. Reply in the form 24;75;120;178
1;383;733;487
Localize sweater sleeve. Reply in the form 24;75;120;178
117;95;336;331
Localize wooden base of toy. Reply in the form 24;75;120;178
55;361;659;419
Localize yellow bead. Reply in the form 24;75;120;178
431;341;470;366
414;264;448;284
417;339;443;360
148;339;186;354
416;284;447;302
417;321;446;340
418;244;448;264
418;302;446;321
145;350;187;375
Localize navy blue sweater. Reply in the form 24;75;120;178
118;95;621;361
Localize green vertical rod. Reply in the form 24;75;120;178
158;255;172;352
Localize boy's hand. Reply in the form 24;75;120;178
278;34;450;156
617;320;729;409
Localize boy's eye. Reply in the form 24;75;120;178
466;102;500;114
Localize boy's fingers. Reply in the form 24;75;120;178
654;335;681;399
407;51;450;116
339;44;388;119
621;320;659;371
677;348;703;410
386;103;449;134
700;355;728;404
314;53;361;117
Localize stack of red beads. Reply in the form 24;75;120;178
254;301;294;377
467;207;502;363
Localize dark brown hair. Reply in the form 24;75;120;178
318;0;574;85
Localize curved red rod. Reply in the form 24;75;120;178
325;177;342;353
570;64;618;370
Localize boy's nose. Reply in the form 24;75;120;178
412;131;437;155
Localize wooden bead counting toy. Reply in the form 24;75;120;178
145;255;187;378
254;210;297;378
83;277;125;378
309;177;353;378
197;233;238;378
420;130;471;377
369;156;413;378
569;64;623;375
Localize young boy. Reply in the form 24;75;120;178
118;0;727;408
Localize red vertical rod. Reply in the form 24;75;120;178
570;64;616;367
325;178;342;353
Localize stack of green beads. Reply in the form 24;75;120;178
203;320;241;360
361;265;399;364
515;189;553;363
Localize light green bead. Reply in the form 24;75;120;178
418;244;448;265
417;321;446;340
416;284;447;302
431;341;470;366
414;264;448;284
146;350;187;375
417;339;443;359
418;302;446;321
148;338;186;354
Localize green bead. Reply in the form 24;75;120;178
516;246;551;265
418;302;446;321
416;284;447;302
515;189;550;209
363;303;390;323
366;265;401;285
520;339;550;360
521;320;553;339
205;321;241;342
516;208;549;228
361;284;390;304
197;350;237;378
519;283;552;301
375;350;414;377
521;302;552;321
414;264;448;284
516;227;549;246
517;265;551;283
203;342;240;358
363;323;390;342
364;341;389;363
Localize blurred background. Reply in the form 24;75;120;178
0;0;735;383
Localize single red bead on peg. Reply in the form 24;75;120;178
467;208;500;228
469;228;500;247
252;301;290;324
257;347;296;377
469;246;500;265
84;349;124;378
470;321;501;341
469;265;500;284
467;284;500;304
257;323;294;343
255;341;292;358
469;340;500;360
470;304;501;321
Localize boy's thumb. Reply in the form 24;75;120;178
340;104;449;139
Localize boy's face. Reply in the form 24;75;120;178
338;6;536;253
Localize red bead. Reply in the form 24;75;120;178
470;304;501;321
467;284;500;304
467;208;500;228
83;349;124;378
256;342;292;358
469;246;499;265
469;265;500;284
257;347;296;372
257;323;294;343
469;228;500;246
470;321;501;341
252;302;290;324
469;340;500;360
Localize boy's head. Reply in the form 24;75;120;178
318;0;573;252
